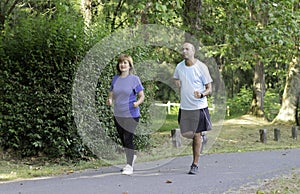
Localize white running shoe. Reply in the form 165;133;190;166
121;164;133;175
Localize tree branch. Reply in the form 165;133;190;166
111;0;125;32
4;0;10;9
7;0;20;16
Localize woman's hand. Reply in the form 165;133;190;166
133;90;145;108
107;92;113;106
106;98;112;106
133;102;139;108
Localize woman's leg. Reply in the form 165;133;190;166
123;117;139;166
114;117;125;146
114;117;139;166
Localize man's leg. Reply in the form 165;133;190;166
192;132;202;165
188;132;202;174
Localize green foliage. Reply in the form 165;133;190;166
226;86;281;119
264;89;281;121
1;0;298;159
152;48;181;103
200;0;299;98
226;86;252;118
99;0;184;31
0;0;90;158
1;0;185;158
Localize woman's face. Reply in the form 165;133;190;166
118;60;131;73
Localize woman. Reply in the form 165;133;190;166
106;54;145;175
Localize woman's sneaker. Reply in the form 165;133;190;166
122;164;133;175
188;164;199;175
121;155;137;173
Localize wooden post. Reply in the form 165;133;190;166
259;129;267;143
171;128;181;148
274;128;280;141
292;126;298;139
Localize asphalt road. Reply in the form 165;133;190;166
1;148;300;194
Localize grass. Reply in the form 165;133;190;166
158;113;178;132
226;169;300;194
0;155;109;181
1;114;300;193
209;115;300;153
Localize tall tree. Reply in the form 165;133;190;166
272;1;300;125
198;1;298;120
248;1;269;117
273;57;300;125
80;0;92;27
250;59;265;116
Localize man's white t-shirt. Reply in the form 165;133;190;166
173;59;213;110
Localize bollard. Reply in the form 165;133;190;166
292;126;298;139
274;128;280;141
259;129;267;143
171;128;181;148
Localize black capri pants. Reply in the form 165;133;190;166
114;117;139;150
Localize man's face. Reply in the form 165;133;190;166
182;43;195;60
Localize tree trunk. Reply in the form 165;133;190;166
249;60;265;117
182;0;202;42
273;57;300;125
183;0;202;30
81;0;92;28
248;2;269;118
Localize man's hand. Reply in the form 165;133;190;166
194;91;203;98
174;79;181;88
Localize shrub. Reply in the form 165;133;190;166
0;1;89;158
226;86;252;118
226;86;281;120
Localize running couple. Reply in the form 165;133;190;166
107;42;213;175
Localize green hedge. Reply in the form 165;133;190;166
0;2;88;158
0;3;157;158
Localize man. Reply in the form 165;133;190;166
173;42;213;174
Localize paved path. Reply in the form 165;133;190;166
1;148;300;194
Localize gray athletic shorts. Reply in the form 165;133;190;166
178;108;212;134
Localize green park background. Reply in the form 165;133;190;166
1;1;300;185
